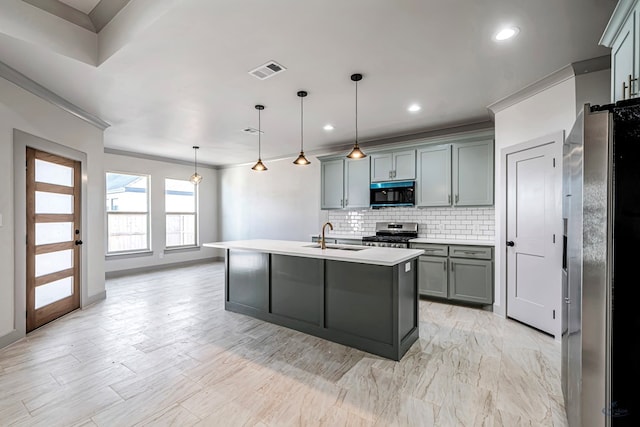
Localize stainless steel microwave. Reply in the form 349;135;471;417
370;181;415;208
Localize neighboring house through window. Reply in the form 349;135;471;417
165;178;197;247
106;172;150;253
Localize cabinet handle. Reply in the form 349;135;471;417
393;170;396;178
443;261;446;270
461;250;480;255
389;171;392;178
340;199;343;207
450;262;454;271
448;194;451;204
455;194;459;203
345;198;348;206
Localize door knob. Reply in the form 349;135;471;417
506;241;515;247
75;240;83;245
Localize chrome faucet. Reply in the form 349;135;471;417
320;222;333;249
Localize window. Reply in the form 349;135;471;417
106;172;150;253
165;178;197;247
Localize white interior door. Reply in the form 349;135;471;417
506;142;559;336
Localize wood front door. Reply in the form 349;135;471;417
26;147;81;332
506;141;559;336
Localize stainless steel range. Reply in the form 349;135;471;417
362;222;418;248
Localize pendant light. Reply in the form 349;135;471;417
293;90;311;165
346;73;367;159
251;104;267;171
189;146;203;185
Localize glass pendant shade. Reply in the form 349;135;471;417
190;146;203;184
346;143;366;159
293;152;310;165
294;90;311;166
347;73;366;159
252;105;267;171
189;172;203;184
251;159;267;171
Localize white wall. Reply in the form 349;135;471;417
493;70;610;320
104;153;220;273
219;156;322;242
0;76;105;345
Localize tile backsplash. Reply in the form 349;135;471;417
327;206;495;240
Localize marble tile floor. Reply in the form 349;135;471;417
0;262;567;426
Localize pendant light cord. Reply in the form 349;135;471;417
195;147;198;174
258;109;262;158
355;79;359;145
300;96;304;151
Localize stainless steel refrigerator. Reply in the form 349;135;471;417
562;99;639;426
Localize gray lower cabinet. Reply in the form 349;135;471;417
449;257;493;304
411;243;493;305
417;256;448;298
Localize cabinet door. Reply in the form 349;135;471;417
449;258;493;304
392;150;416;180
416;145;451;206
417;256;448;298
344;158;370;208
611;8;636;102
370;153;393;181
321;159;344;209
452;140;494;206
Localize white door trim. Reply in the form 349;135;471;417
12;130;89;341
498;131;564;339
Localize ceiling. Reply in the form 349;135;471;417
0;0;617;166
58;0;100;14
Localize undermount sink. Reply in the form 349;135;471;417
305;244;367;251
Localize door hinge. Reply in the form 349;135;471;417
552;234;556;243
553;158;556;167
552;309;556;319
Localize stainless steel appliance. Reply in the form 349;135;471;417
362;222;418;248
562;100;639;426
370;181;415;208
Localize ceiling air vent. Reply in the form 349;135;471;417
248;61;287;80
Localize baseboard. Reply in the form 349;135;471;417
0;329;24;350
105;257;222;279
84;290;107;307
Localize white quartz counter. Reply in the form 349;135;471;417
204;239;423;266
409;238;495;246
309;233;363;240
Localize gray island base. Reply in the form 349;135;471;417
205;240;423;361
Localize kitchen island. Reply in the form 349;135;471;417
203;239;423;360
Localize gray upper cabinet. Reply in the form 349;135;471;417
370;150;416;182
452;139;494;206
416;145;451;206
601;0;640;102
321;159;345;209
416;139;494;207
344;158;370;209
321;157;369;210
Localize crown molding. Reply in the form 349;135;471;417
600;0;636;47
104;148;219;169
0;60;110;130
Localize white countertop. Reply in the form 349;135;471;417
409;238;495;246
204;239;423;266
309;233;363;240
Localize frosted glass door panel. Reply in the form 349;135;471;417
35;192;73;214
36;249;73;277
35;277;73;309
35;159;73;187
35;222;73;245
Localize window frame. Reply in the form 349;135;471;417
164;178;199;249
105;171;151;255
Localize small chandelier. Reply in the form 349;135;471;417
189;146;202;185
293;90;310;165
346;73;367;159
251;105;267;171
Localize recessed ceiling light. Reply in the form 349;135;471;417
408;104;421;112
494;26;520;41
323;124;334;131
